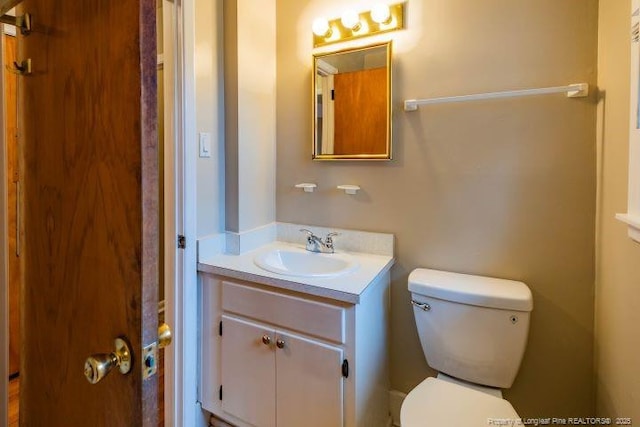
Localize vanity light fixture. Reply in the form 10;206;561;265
371;3;392;24
312;17;332;38
341;10;362;31
312;2;404;48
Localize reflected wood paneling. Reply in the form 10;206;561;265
333;67;387;155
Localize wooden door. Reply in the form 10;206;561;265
275;331;344;427
333;67;387;155
3;32;20;378
221;315;276;427
17;0;159;425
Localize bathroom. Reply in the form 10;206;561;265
1;0;639;425
194;0;638;424
278;1;596;418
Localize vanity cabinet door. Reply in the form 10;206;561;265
221;315;276;427
275;331;344;427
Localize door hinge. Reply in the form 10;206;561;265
219;320;223;336
177;234;186;249
331;89;335;100
342;359;349;378
219;385;223;400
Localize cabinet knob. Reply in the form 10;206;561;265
276;339;286;349
262;335;272;345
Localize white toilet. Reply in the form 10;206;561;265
401;268;534;426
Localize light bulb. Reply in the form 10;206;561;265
341;10;361;31
371;3;391;24
312;17;331;37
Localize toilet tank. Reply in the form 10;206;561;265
409;269;533;389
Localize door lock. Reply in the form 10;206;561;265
142;323;173;380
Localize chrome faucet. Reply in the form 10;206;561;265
300;229;338;253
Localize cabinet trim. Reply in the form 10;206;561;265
222;280;346;344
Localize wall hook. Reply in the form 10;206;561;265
8;59;32;76
0;13;32;36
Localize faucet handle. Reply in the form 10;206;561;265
300;228;317;243
325;232;339;247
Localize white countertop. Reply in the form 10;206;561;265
198;241;395;304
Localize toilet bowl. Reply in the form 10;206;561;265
401;268;533;425
401;376;520;426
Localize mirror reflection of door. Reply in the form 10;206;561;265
313;42;391;160
333;66;387;155
316;60;335;155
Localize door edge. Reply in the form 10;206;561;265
164;0;206;426
0;22;9;427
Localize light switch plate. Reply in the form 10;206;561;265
199;132;211;158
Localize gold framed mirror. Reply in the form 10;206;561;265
312;41;392;160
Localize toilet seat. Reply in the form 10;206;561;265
400;377;520;426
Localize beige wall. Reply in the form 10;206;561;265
276;0;598;416
196;0;225;237
595;0;640;420
225;0;276;234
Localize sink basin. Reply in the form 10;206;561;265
254;248;358;278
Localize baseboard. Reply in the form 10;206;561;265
389;389;407;427
209;412;393;427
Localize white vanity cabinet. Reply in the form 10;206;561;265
200;272;390;427
221;315;344;427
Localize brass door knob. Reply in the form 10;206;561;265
84;337;132;384
158;323;172;349
276;339;286;349
262;335;272;345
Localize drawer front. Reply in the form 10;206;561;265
222;281;345;344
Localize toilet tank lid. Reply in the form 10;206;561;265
408;269;533;312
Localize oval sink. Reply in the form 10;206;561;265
254;249;358;278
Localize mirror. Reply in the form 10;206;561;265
313;42;392;160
